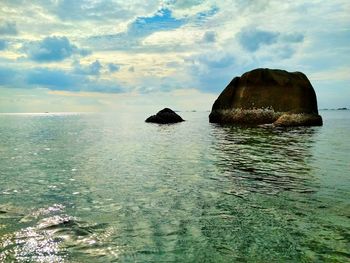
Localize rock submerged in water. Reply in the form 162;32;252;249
145;108;184;124
209;68;323;126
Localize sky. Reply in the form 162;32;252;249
0;0;349;112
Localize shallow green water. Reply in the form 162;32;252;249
0;110;349;262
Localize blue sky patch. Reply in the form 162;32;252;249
127;8;185;37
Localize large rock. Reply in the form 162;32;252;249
146;108;184;124
209;68;322;126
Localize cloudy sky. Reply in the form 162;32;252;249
0;0;349;112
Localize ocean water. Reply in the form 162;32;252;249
0;110;349;262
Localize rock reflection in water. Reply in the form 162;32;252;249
210;125;319;197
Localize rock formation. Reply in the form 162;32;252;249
146;108;184;124
209;68;322;126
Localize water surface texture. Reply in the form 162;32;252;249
0;110;349;262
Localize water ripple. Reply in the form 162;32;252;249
0;111;349;262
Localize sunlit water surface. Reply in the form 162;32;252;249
0;110;349;262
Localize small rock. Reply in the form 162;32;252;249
145;108;184;124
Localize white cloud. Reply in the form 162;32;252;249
0;0;349;111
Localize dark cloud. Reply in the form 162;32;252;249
0;22;18;35
74;60;103;75
202;31;216;43
194;53;235;69
238;28;279;52
26;67;125;93
84;82;124;93
166;61;180;68
0;66;17;85
182;52;237;93
194;71;234;93
238;28;305;53
0;40;7;50
27;68;79;90
22;36;90;62
108;63;120;73
0;64;125;93
276;45;295;59
281;33;304;43
188;61;236;93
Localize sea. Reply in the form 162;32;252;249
0;110;349;262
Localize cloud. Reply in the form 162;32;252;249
238;27;280;52
0;22;18;35
275;45;296;60
194;70;234;93
22;36;90;62
203;56;234;69
170;51;238;93
235;0;271;13
27;68;79;90
74;60;103;75
166;61;180;68
87;8;186;51
192;6;219;23
55;0;126;21
54;0;159;21
0;40;7;50
0;66;17;85
192;52;235;69
169;0;218;19
170;0;204;10
0;64;126;94
281;33;304;43
84;82;124;93
26;67;125;93
108;63;120;73
236;28;305;62
128;8;185;37
202;31;216;43
0;0;349;111
86;6;219;52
